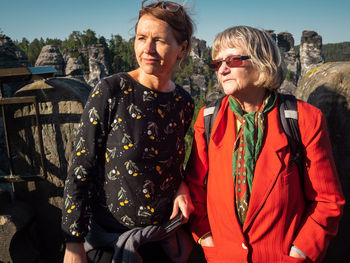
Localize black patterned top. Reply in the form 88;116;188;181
61;73;194;242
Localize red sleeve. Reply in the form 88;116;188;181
185;107;211;242
293;102;345;262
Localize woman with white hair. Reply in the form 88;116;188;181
186;25;344;263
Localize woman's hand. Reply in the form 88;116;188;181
289;246;307;259
170;181;194;222
63;242;88;263
199;233;215;247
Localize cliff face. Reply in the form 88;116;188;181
0;34;28;69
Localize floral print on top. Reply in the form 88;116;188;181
61;73;194;242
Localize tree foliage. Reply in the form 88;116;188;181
322;42;350;62
109;34;136;73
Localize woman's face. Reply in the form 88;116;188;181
134;14;186;77
215;47;259;96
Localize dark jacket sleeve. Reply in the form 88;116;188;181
61;78;114;242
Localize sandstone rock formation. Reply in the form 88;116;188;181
35;45;65;76
296;62;350;179
278;32;301;95
190;37;207;59
65;57;84;79
1;77;91;262
87;44;110;87
299;30;323;77
296;62;350;262
10;77;91;185
0;34;28;69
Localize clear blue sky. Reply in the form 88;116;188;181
1;0;349;46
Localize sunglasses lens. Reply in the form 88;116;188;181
210;56;249;71
163;2;181;12
226;56;242;67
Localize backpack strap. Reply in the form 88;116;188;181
203;96;224;184
204;96;224;146
278;93;304;177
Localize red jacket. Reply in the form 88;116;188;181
186;95;344;263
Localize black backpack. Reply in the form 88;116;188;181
203;93;304;185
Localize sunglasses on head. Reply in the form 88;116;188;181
210;55;251;71
142;0;183;12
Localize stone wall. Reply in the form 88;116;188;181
0;77;91;262
296;62;350;262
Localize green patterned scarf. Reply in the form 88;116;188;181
229;91;276;225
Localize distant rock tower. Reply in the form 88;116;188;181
278;32;300;95
87;44;110;87
299;30;323;77
190;37;207;59
35;45;65;76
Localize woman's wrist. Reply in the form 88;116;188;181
197;231;212;245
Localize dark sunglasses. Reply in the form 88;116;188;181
210;55;251;71
142;0;183;12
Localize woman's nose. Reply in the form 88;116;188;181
218;61;230;74
144;39;156;54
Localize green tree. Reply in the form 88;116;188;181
109;34;136;73
16;37;30;55
27;38;44;66
81;29;98;47
46;38;62;48
322;42;350;62
62;31;82;51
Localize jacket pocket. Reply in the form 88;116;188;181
202;246;217;262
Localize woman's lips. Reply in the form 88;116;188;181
142;57;160;63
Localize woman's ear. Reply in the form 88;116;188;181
178;40;188;59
